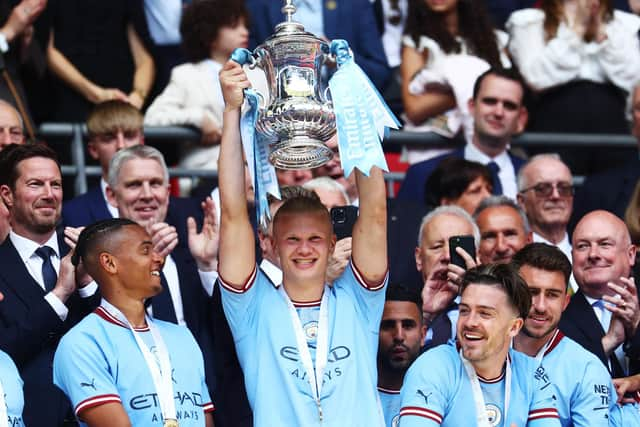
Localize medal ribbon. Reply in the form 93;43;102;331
0;375;7;427
100;300;178;424
230;48;281;230
534;329;559;364
278;285;330;421
460;349;511;427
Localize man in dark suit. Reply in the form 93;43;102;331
559;210;640;378
105;144;252;427
571;84;640;229
62;100;144;227
245;0;391;91
397;68;528;203
0;143;99;426
414;205;479;350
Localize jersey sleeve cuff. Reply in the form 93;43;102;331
218;265;258;294
528;408;560;421
399;406;443;424
351;261;388;291
75;394;122;416
203;402;215;413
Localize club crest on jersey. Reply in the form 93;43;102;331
485;404;502;426
303;321;318;341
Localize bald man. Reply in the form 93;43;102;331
0;100;24;150
559;210;640;377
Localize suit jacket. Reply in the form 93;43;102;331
246;0;391;90
570;158;640;233
396;147;527;202
62;191;205;248
558;290;639;378
61;186;111;229
0;235;99;426
387;197;428;289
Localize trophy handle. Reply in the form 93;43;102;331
255;91;267;110
323;86;332;103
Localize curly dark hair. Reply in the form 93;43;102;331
404;0;502;68
180;0;250;62
540;0;612;42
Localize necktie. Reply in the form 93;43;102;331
35;246;57;292
151;272;178;323
487;161;503;195
593;300;611;332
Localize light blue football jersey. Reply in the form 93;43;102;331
219;262;388;426
53;306;214;426
0;350;24;427
610;401;640;426
399;344;561;426
536;329;618;427
379;387;401;427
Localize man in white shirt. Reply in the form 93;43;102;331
0;142;99;426
397;68;529;202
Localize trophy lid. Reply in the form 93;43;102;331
266;0;325;43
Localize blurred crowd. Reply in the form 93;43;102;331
1;0;640;426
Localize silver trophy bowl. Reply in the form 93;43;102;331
244;0;336;169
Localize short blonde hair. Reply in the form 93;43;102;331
86;101;143;138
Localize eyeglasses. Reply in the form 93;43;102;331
519;182;574;198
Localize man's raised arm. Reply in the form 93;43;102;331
351;167;387;285
217;61;255;288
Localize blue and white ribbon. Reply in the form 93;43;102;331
231;48;280;229
328;39;400;177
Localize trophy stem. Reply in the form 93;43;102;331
282;0;296;22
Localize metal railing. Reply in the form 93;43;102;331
40;123;637;197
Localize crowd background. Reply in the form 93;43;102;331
3;0;640;426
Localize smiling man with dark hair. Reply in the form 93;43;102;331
399;263;561;426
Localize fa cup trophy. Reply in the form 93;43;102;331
231;0;399;225
231;0;336;169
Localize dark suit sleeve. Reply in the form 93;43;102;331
0;288;65;366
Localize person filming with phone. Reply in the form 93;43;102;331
414;206;480;350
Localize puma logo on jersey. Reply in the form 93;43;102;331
80;378;97;390
417;390;432;405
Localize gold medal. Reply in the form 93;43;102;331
163;419;179;427
326;0;337;11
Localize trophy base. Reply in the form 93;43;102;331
269;136;334;170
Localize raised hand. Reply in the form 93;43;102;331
220;60;251;112
188;197;219;271
327;237;351;283
604;277;640;338
147;221;178;259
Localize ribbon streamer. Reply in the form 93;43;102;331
328;39;400;177
231;48;280;229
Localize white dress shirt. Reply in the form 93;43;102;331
100;178;119;219
464;142;517;199
10;231;97;321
